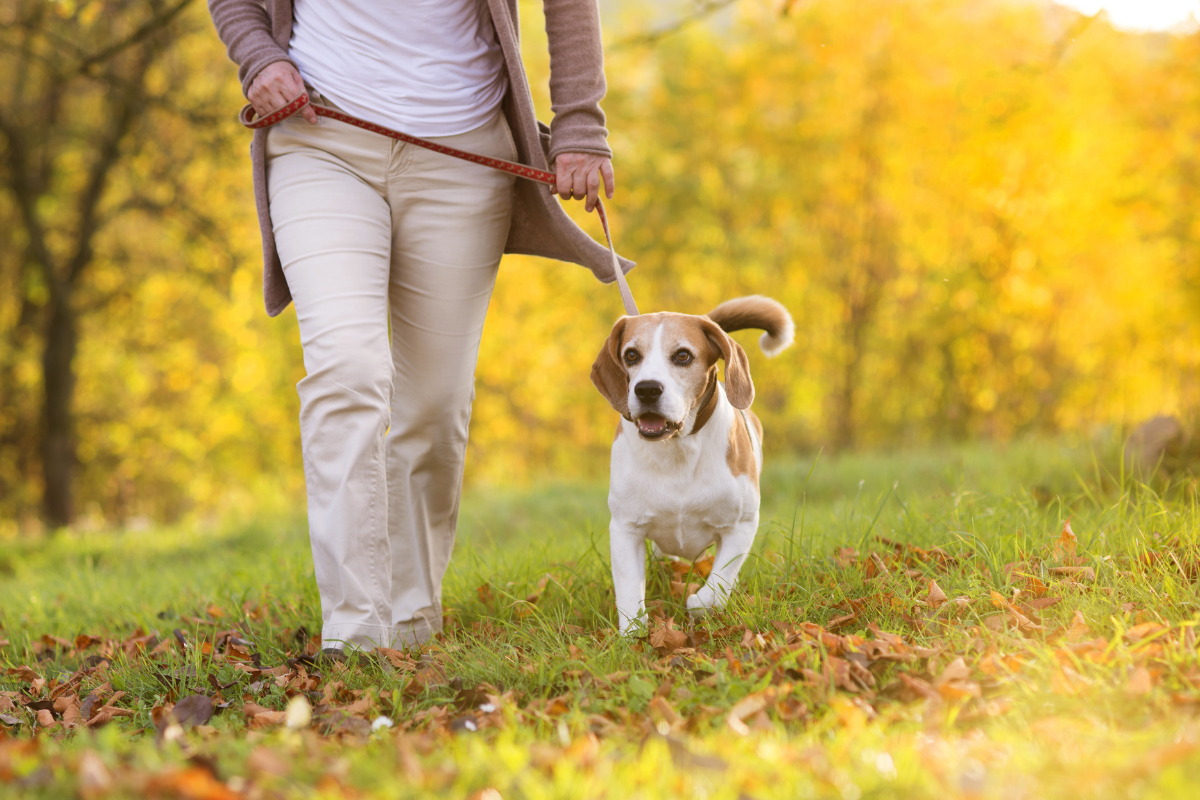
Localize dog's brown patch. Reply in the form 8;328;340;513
689;367;720;434
746;409;763;442
614;420;623;442
727;409;759;484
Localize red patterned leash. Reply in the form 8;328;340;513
241;94;639;317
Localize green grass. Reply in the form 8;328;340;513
4;437;1200;799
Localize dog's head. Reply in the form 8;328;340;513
591;312;753;441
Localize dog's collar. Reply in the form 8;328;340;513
688;371;721;435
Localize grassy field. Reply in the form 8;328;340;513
4;438;1200;798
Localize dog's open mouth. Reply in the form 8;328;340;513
635;413;681;440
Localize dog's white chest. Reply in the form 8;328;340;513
608;405;759;561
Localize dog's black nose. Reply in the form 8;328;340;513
634;381;663;402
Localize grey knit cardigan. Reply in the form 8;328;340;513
207;0;633;316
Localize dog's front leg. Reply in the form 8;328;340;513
609;520;647;635
687;515;758;615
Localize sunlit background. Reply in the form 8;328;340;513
2;0;1199;533
1056;0;1198;31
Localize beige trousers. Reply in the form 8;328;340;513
266;94;516;650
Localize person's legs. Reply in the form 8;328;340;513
384;110;517;644
266;112;397;651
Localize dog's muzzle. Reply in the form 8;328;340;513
634;413;682;440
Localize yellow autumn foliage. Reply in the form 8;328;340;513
1;0;1199;526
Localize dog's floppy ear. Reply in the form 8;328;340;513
700;317;754;409
591;317;631;416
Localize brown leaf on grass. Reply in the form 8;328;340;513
1126;667;1155;696
826;612;857;632
935;657;981;701
989;591;1045;634
669;581;700;599
1125;622;1168;644
727;691;772;735
6;665;43;686
866;552;891;579
376;647;417;672
1054;519;1077;560
649;618;689;654
1024;575;1050;597
205;605;225;620
927;580;948;609
525;574;551;604
1023;597;1062;611
85;700;134;729
827;656;875;693
74;635;99;651
403;662;448;699
894;672;940;703
57;697;82;728
243;702;286;728
171;695;215;729
41;634;73;652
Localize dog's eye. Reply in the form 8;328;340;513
672;349;693;365
623;349;641;365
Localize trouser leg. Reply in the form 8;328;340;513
384;110;517;643
266;115;396;651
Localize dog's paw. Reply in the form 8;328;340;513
686;593;712;615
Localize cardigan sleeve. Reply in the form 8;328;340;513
207;0;296;98
542;0;612;162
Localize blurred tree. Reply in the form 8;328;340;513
0;0;233;526
0;0;1198;526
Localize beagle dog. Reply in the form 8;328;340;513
591;296;794;634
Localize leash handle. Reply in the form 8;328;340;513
241;95;639;317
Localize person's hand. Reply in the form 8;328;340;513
248;61;318;124
552;152;615;212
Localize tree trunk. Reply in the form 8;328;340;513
41;296;77;528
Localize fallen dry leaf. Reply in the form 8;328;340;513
1054;519;1077;560
727;691;771;735
172;695;215;729
649;618;689;654
243;702;286;728
927;580;948;609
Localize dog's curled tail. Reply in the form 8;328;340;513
706;296;795;358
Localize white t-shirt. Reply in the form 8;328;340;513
288;0;508;137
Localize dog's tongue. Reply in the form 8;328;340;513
637;414;667;435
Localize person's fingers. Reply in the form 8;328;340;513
572;166;588;203
557;162;574;200
266;84;292;114
585;166;601;212
601;160;616;199
283;65;306;97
